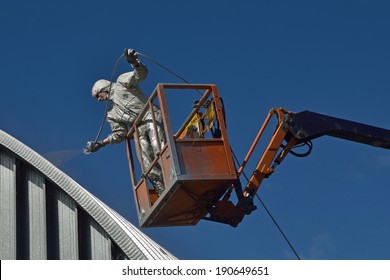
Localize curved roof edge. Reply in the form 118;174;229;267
0;129;176;260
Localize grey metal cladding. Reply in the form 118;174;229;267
0;129;176;260
0;152;17;259
26;168;47;259
56;190;79;260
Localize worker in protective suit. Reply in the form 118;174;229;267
85;49;166;195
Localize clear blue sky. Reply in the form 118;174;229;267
1;0;390;260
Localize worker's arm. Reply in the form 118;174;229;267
119;48;148;87
83;120;128;154
105;120;128;144
117;62;148;88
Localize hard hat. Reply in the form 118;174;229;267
91;79;111;98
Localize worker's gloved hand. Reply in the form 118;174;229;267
83;141;105;154
124;48;138;64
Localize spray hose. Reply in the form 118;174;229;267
86;50;198;153
93;53;125;143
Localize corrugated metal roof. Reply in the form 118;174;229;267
0;129;176;260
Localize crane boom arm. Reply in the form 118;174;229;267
241;108;390;199
283;110;390;149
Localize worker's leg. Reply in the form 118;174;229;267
138;123;165;195
147;109;166;155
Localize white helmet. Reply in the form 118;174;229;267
91;79;111;98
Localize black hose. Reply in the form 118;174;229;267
93;53;125;143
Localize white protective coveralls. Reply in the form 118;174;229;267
92;62;166;189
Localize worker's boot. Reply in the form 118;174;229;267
153;180;165;196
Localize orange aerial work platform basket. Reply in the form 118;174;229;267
125;84;237;227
